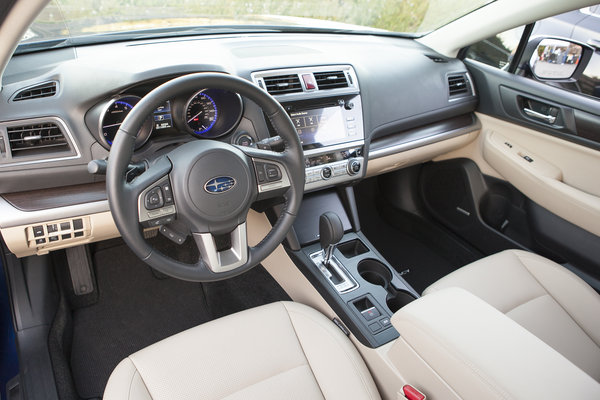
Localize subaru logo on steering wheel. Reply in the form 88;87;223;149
204;176;236;194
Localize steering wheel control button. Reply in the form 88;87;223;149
265;164;281;182
145;187;164;210
160;225;186;244
161;182;174;204
254;162;267;183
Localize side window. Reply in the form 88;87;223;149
466;6;600;100
465;26;525;69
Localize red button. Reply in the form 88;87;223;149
403;385;425;400
302;74;316;90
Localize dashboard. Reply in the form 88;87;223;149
0;32;480;257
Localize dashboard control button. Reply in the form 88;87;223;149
73;218;84;230
74;231;84;238
145;187;164;210
49;236;59;242
368;321;382;333
235;133;253;147
47;224;58;233
348;159;361;175
361;306;380;321
35;238;46;245
321;166;332;179
33;225;44;237
62;233;72;240
60;222;71;230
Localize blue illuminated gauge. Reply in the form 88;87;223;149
99;95;152;150
185;91;218;135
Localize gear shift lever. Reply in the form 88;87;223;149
319;211;344;266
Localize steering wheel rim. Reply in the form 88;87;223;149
106;73;304;281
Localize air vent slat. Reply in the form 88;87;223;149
7;122;69;157
13;81;57;101
448;75;469;97
263;74;303;95
314;71;349;90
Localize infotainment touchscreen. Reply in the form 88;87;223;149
289;106;349;148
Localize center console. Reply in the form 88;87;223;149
251;65;365;191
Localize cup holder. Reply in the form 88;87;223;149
386;291;417;313
358;259;416;313
357;259;392;289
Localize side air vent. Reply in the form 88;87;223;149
7;122;68;157
448;74;469;97
263;74;303;95
314;71;349;90
12;81;58;101
425;54;448;63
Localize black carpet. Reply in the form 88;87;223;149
69;240;289;399
355;179;481;294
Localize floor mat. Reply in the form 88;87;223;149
355;179;481;294
69;242;289;399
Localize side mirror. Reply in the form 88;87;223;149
523;37;594;82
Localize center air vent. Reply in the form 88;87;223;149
7;122;68;157
263;74;303;95
314;71;349;90
12;81;58;101
448;74;469;97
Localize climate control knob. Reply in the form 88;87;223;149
347;159;361;175
321;166;333;179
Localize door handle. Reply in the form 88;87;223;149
523;108;557;124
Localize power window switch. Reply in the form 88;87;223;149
361;306;381;321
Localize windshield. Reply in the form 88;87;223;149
21;0;493;49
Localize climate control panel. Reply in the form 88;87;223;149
304;144;364;190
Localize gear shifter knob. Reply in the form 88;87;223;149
319;212;344;265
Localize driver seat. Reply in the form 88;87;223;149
103;301;381;400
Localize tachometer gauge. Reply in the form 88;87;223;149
99;95;152;150
185;91;218;135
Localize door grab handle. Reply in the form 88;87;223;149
523;108;556;124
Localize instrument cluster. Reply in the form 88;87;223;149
96;88;244;150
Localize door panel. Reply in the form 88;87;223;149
425;58;600;290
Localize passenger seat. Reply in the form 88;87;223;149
423;249;600;382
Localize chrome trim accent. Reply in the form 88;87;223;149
194;222;248;273
310;251;359;294
10;80;59;102
0;197;109;229
369;121;481;160
251;65;360;101
0;116;81;168
303;140;364;156
523;108;556;124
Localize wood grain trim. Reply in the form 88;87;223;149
2;182;107;211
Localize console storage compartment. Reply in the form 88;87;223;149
388;287;600;399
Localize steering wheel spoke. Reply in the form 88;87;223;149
241;147;292;199
192;223;248;273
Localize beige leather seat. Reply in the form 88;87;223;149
424;249;600;382
103;301;380;400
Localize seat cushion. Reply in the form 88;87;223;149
423;249;600;381
103;301;380;400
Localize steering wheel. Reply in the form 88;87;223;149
106;73;304;281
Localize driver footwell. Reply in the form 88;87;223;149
50;239;289;399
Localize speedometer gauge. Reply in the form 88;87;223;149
185;91;217;135
99;95;152;150
183;89;243;139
